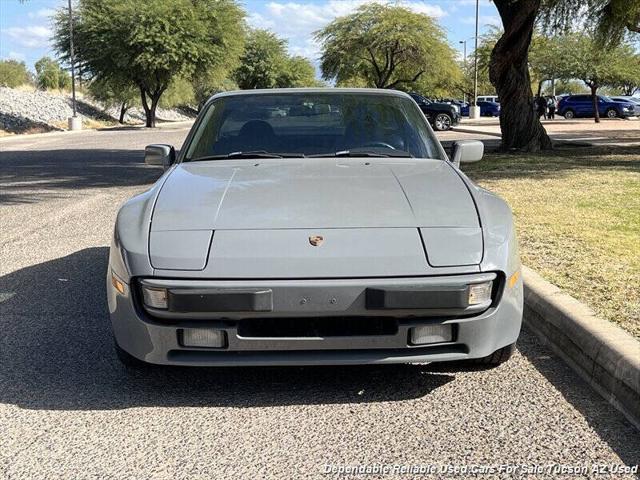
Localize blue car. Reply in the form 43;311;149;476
461;101;501;117
557;94;636;119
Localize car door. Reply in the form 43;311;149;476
574;95;592;116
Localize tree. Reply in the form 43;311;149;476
53;0;245;127
161;76;196;109
0;60;30;88
528;34;566;96
88;76;139;124
608;46;640;95
490;0;640;152
234;29;288;89
554;34;639;122
234;29;319;89
315;3;458;90
278;56;322;88
34;56;71;90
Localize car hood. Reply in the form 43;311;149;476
150;158;480;231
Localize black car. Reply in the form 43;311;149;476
409;92;460;131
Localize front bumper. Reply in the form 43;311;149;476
107;273;523;366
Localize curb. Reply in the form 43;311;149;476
522;266;640;429
452;127;502;138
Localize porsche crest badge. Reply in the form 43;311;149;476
309;235;324;246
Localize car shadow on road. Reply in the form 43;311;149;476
516;329;640;469
0;149;162;205
0;247;456;411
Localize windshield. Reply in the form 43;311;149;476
185;92;442;160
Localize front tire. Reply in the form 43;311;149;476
474;343;515;367
605;108;618;118
563;109;575;119
434;113;453;131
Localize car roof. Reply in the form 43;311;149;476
208;88;413;104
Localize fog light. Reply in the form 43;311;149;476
141;286;168;309
468;281;492;305
410;324;452;345
181;328;226;348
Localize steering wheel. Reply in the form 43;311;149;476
360;141;396;150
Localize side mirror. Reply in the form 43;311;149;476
145;144;175;169
451;140;484;168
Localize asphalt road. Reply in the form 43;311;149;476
1;126;639;479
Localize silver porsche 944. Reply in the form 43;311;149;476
107;88;523;368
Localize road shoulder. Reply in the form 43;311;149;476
523;266;640;429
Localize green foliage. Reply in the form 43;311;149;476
161;76;195;108
540;0;640;46
547;79;589;95
470;26;637;97
88;76;138;107
234;29;288;89
53;0;245;126
88;76;139;122
553;34;639;92
233;29;318;90
34;56;71;90
278;56;323;88
315;3;459;90
0;60;31;88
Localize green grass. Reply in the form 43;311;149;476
464;145;640;339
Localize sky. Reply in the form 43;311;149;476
0;0;500;74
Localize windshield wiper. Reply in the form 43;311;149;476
310;149;412;158
189;151;303;161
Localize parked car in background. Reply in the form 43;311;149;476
611;96;640;107
409;92;460;131
460;101;501;117
107;88;523;368
477;95;499;104
557;94;637;119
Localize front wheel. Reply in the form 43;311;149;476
474;343;515;367
605;108;618;118
563;109;575;119
434;113;452;131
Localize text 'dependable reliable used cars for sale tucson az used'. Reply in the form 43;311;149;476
107;88;523;368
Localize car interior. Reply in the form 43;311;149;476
186;94;441;159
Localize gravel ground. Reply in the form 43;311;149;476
0;128;638;479
0;87;194;133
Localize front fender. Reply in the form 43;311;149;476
109;169;174;281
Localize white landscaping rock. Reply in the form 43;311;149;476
0;86;194;132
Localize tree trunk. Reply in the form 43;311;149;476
139;85;164;128
118;101;129;124
490;0;552;152
590;84;600;123
140;87;152;128
149;94;160;128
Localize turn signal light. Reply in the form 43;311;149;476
508;270;521;289
111;271;126;295
141;286;168;309
468;281;492;305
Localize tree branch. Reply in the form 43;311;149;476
385;69;424;89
